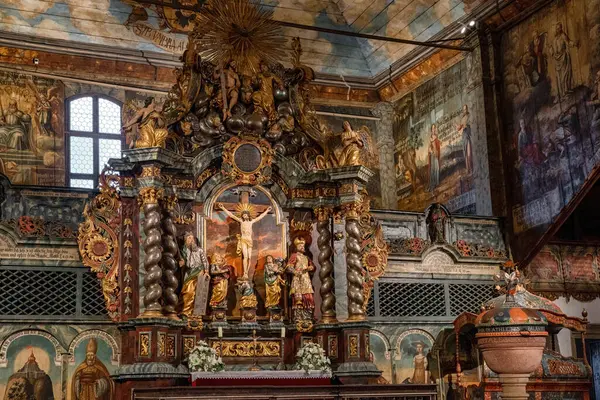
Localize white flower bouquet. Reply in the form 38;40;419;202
293;342;331;373
187;340;225;373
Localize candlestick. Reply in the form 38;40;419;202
218;327;223;338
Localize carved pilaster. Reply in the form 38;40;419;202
342;202;365;321
138;186;164;318
161;195;179;319
315;206;336;324
372;102;397;209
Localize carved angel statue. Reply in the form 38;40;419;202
122;97;169;149
315;121;377;169
493;269;521;303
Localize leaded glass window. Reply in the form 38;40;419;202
66;95;123;189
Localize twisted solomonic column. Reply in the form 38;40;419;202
343;202;365;321
315;206;337;324
139;187;164;318
161;196;180;319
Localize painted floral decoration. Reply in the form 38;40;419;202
186;340;225;373
293;342;331;374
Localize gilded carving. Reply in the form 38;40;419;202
210;341;281;357
328;336;338;358
315;122;377;169
183;336;196;358
166;334;176;358
139;333;150;357
140;166;162;178
78;171;121;321
157;332;166;357
138;187;164;206
313;206;333;222
196;167;216;189
348;334;359;358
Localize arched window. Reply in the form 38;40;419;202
66;95;123;188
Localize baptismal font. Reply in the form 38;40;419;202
77;0;389;394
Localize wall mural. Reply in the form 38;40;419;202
393;60;478;214
0;333;62;400
0;72;65;186
0;329;119;400
502;0;600;258
394;329;435;385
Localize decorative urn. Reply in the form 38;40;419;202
475;269;548;400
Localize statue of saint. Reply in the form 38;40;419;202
209;253;232;308
217;202;272;280
264;255;284;308
178;232;210;317
71;339;115;400
426;203;447;244
214;60;240;121
121;97;168;149
315;121;374;169
286;237;315;321
252;62;284;122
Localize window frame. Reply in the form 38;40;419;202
65;94;124;189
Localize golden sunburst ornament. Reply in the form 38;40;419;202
192;0;286;75
235;202;257;219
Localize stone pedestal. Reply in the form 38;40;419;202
209;305;228;327
498;374;530;400
334;321;381;384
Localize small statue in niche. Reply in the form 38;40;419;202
178;232;210;318
122;97;169;149
237;278;258;309
264;255;285;308
426;203;447;244
286;237;315;323
315;121;375;169
209;253;232;308
214;59;241;121
252;62;284;122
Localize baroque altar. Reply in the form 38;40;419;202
77;0;389;394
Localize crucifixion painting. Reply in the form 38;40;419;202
216;200;272;280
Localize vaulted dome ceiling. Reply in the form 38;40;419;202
0;0;487;79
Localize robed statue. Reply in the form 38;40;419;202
178;232;210;317
71;339;115;400
286;237;315;322
209;253;232;308
264;255;284;308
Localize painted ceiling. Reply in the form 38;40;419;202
0;0;486;79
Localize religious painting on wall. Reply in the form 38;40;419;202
68;338;116;400
393;60;477;214
0;334;61;400
502;0;600;258
369;332;392;384
203;185;286;316
394;329;435;384
0;72;65;186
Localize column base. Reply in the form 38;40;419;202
335;361;381;385
498;373;530;400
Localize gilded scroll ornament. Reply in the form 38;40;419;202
210;341;281;357
122;98;169;149
139;333;150;357
78;171;121;321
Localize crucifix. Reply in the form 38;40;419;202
216;188;272;280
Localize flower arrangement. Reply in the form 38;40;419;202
293;342;331;373
186;340;225;373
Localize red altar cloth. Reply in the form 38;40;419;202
190;370;332;387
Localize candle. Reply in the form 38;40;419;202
281;327;286;338
218;327;223;338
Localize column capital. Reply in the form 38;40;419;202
371;101;394;119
